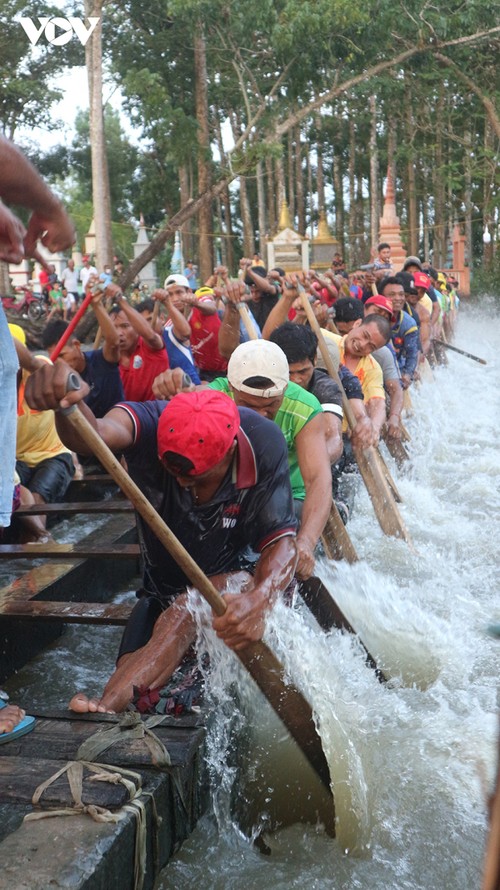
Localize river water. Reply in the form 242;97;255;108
4;304;500;889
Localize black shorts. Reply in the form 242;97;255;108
16;453;75;503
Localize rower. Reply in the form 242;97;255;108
152;340;332;580
24;375;298;716
323;298;395;445
268;322;370;525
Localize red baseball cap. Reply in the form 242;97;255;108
364;295;395;319
413;271;431;290
157;390;240;476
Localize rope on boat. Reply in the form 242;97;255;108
22;712;188;890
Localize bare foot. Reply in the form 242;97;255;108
0;703;26;734
69;693;115;714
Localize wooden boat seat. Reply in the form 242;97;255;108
0;600;134;625
14;499;134;516
0;515;139;629
0;543;140;560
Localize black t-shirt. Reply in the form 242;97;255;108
116;402;297;603
82;349;124;418
248;287;280;330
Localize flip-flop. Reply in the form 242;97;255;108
0;699;35;744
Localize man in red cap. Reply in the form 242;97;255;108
24;373;298;715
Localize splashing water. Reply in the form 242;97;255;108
159;305;500;888
3;307;498;888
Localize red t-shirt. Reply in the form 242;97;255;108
189;298;227;373
119;337;169;402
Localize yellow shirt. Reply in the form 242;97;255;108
16;363;71;467
323;330;385;402
419;294;433;315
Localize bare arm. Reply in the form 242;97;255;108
0;137;74;256
152;289;191;340
212;536;297;650
92;289;120;363
261;284;297;339
365;398;387;444
24;361;135;455
183;293;217;316
110;288;165;352
13;339;44;374
323;412;344;464
384;379;403;440
217;279;248;359
295;413;332;579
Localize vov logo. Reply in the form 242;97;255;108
20;16;100;46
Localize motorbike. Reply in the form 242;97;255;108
1;286;46;322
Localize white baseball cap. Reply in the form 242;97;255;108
227;340;289;398
164;274;190;289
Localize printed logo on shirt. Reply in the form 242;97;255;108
221;503;241;528
133;355;143;369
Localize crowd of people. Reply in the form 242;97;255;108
0;138;461;739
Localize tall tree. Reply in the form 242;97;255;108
84;0;113;269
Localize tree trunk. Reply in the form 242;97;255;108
266;155;276;235
194;23;213;281
239;177;255;257
369;95;380;253
0;262;11;294
84;0;113;271
287;129;295;222
256;161;267;258
178;165;192;261
332;145;344;253
306;147;313;238
348;117;356;266
295;130;306;235
316;117;325;216
213;117;234;273
433;87;446;267
275;154;285;223
464;130;473;268
404;82;418;256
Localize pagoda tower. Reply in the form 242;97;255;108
378;166;407;272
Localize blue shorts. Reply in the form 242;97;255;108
16;453;74;503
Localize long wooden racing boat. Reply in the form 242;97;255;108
0;476;210;889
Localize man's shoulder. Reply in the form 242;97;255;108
310;369;342;404
283;380;322;412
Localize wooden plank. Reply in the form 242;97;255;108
0;600;134;624
0;716;206;770
0;543;140;560
15;499;134;516
0;516;137;610
0;755;130;807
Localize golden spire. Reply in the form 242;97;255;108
278;199;292;231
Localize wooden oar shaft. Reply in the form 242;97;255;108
62;393;333;796
433;339;487;365
50;290;94;361
237;302;258;340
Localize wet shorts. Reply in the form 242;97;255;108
16;453;75;504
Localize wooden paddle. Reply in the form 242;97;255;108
382;428;411;470
433;339;487;365
237;301;258;341
61;379;333;797
298;576;387;684
299;289;412;543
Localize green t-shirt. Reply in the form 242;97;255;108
208;378;322;500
